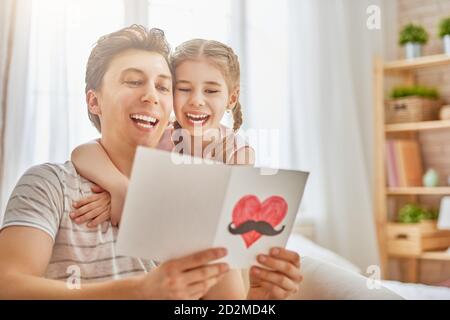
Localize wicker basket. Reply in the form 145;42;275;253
385;97;442;124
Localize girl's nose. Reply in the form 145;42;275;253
189;91;205;107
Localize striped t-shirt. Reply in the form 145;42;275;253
1;161;156;284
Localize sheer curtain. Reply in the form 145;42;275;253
1;0;125;218
245;0;394;270
0;0;33;220
286;0;381;270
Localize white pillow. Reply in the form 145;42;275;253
286;233;361;274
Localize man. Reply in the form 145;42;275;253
0;25;301;299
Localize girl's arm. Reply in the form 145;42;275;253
71;140;128;226
202;269;246;299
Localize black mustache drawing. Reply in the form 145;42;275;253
228;220;285;236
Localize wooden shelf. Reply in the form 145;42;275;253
385;120;450;132
374;55;450;282
384;54;450;72
420;251;450;261
388;251;450;260
387;187;450;195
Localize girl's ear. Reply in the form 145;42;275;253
228;86;240;111
86;90;101;115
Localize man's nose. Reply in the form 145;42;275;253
141;85;159;105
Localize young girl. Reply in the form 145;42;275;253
70;39;255;227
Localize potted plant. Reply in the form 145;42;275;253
398;204;438;223
390;85;439;99
385;85;442;124
388;204;445;257
399;23;429;59
439;17;450;55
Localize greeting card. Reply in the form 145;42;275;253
116;147;308;268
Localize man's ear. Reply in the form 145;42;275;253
228;86;240;111
86;89;101;115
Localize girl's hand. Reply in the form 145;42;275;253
247;247;303;300
70;184;111;228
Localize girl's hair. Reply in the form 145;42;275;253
170;39;243;131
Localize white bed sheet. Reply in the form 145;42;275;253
381;280;450;300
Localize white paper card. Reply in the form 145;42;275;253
116;147;309;269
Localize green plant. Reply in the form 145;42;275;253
399;23;429;45
390;85;439;99
438;17;450;38
423;208;439;220
398;204;438;223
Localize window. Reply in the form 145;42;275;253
147;0;234;47
28;0;125;163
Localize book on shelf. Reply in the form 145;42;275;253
385;139;423;187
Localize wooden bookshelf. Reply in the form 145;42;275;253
374;54;450;284
387;187;450;195
384;54;450;72
420;251;450;261
385;120;450;133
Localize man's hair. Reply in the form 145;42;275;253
85;25;171;132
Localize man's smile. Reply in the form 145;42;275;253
130;113;160;130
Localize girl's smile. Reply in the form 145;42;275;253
184;111;211;126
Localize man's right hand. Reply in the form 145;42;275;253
135;247;229;299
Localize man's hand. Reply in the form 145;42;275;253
247;247;302;300
135;247;230;299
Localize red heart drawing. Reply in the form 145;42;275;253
231;195;288;248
